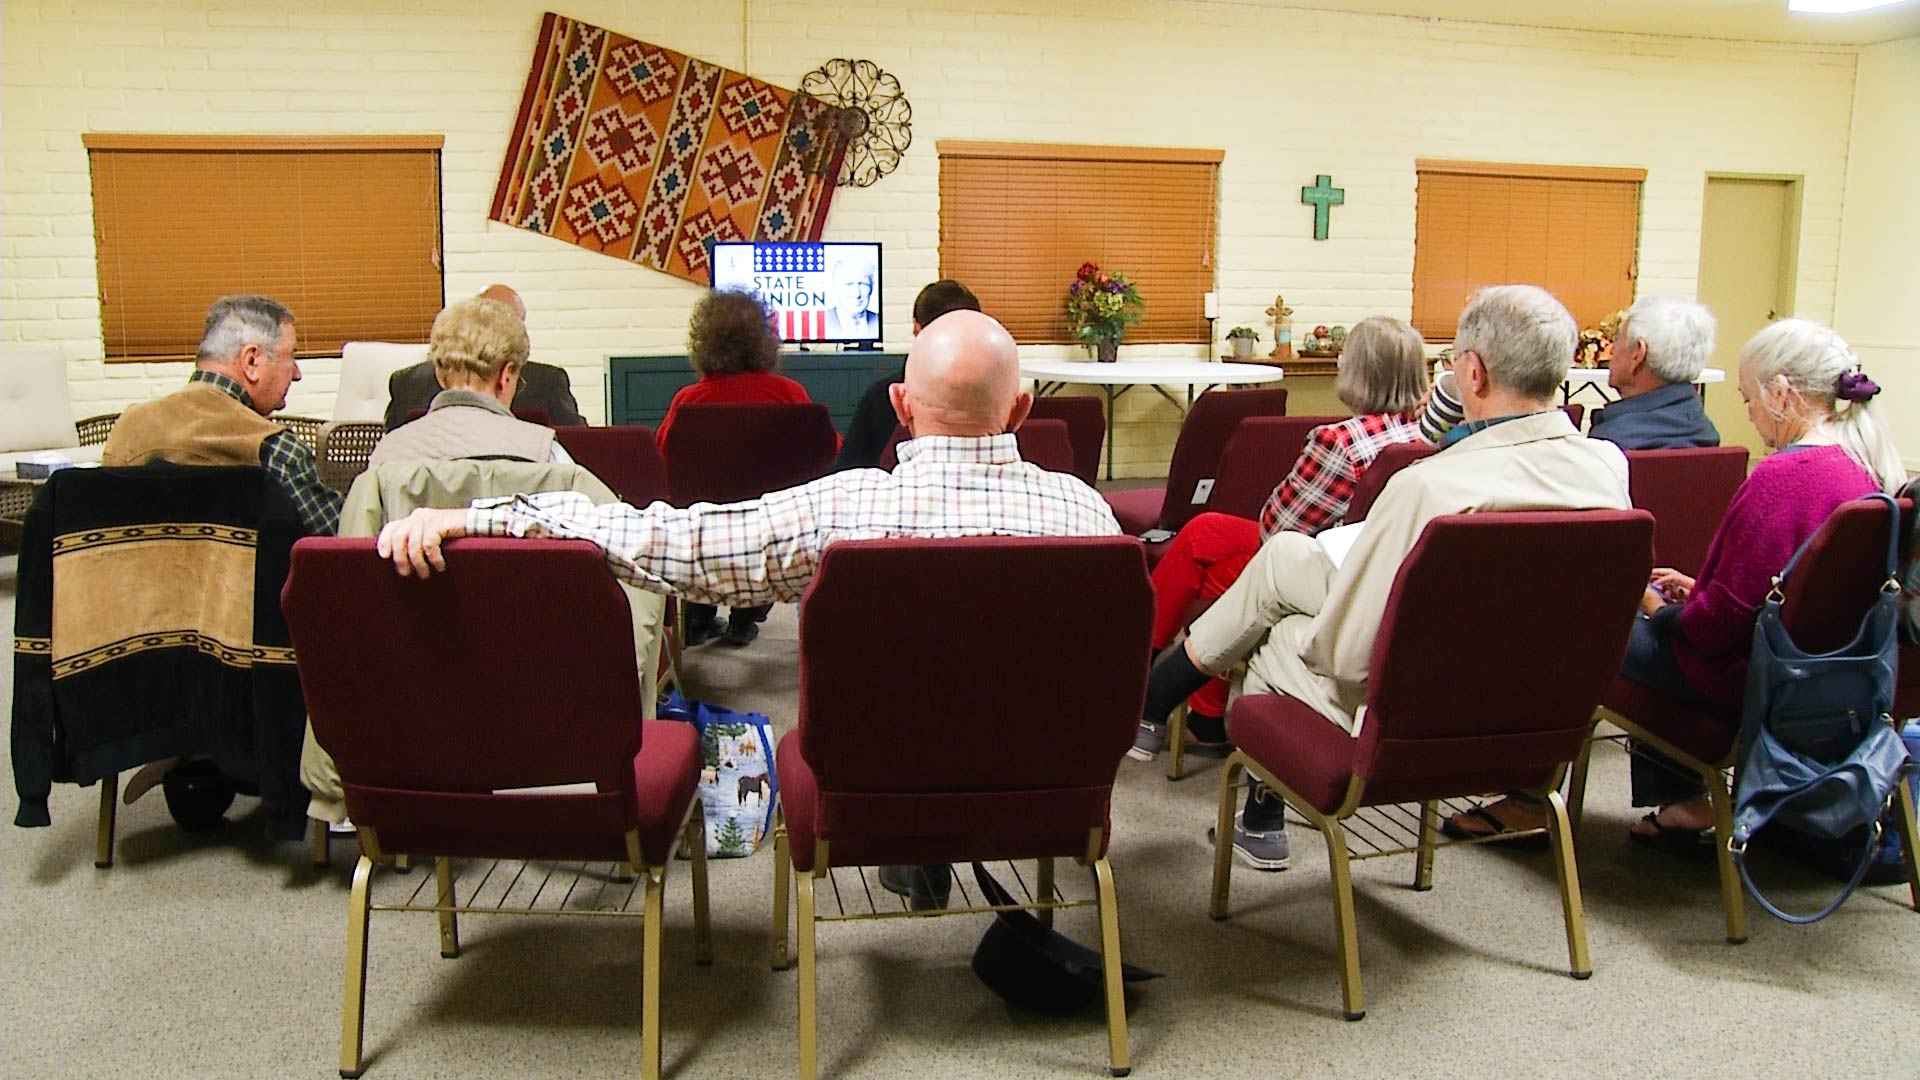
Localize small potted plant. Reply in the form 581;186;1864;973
1225;326;1260;361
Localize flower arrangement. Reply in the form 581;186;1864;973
1575;308;1628;368
1066;261;1145;360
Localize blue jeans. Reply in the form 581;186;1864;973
1619;612;1722;807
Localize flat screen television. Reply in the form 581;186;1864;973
709;241;882;347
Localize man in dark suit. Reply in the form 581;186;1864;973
383;285;585;430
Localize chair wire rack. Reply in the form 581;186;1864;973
810;860;1081;923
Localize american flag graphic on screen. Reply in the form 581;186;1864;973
756;243;828;341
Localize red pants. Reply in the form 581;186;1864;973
1150;511;1262;718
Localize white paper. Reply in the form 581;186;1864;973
1190;477;1215;504
491;781;599;797
1315;521;1366;569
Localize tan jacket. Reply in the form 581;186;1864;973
102;384;278;467
367;389;555;470
1297;409;1631;722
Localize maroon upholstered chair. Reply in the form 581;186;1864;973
1027;394;1106;485
1204;416;1346;523
1560;403;1585;431
875;419;1076;475
551;425;670;507
1342;441;1438;523
771;537;1153;1078
1103;387;1290;535
1569;497;1920;944
662;401;839;506
403;406;553;427
1622;447;1749;574
281;537;710;1080
1213;510;1653;1019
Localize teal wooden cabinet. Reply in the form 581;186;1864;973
607;353;907;431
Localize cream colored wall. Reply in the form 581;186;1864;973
1833;36;1920;475
0;1;1862;475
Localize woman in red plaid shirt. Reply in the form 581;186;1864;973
1131;316;1430;760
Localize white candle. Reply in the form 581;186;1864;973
1203;292;1218;319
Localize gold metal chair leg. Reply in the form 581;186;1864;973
1566;718;1599;834
1890;775;1920;911
642;865;666;1080
310;819;331;868
1092;856;1131;1077
1209;756;1244;920
771;822;792;971
1413;800;1438;891
95;772;119;869
1322;822;1366;1020
796;870;819;1080
1166;703;1187;781
339;855;373;1079
688;819;713;966
1036;857;1057;928
1704;772;1748;944
1544;790;1592;978
435;857;460;959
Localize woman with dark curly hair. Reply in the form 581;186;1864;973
656;288;830;646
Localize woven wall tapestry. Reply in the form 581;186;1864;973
490;12;861;283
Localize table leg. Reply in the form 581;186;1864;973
1102;386;1117;481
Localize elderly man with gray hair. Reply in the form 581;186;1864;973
1586;295;1720;449
104;294;342;535
1144;285;1633;870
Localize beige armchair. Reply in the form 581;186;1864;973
312;342;426;493
1;347;118;528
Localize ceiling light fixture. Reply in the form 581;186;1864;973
1787;0;1912;14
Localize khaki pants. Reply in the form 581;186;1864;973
301;584;667;824
1182;530;1357;733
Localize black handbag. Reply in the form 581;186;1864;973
968;863;1158;1015
1731;493;1918;923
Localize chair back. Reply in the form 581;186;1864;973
1777;497;1914;657
1344;441;1438;522
282;537;648;860
796;537;1152;858
335;343;428;423
1154;387;1290;532
553;425;669;506
1624;446;1749;574
1026;395;1106;484
876;420;1074;475
664;402;838;506
1351;511;1653;803
1206;416;1344;522
1560;403;1585;431
2;345;80;453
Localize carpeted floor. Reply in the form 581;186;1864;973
3;552;1916;1079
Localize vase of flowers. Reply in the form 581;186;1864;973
1066;261;1145;362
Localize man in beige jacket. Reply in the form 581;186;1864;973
1143;285;1632;870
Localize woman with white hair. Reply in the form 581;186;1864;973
1454;318;1905;851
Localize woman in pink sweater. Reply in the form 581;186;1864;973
1450;319;1904;850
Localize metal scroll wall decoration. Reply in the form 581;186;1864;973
800;59;912;188
490;12;865;284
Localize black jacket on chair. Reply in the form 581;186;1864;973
384;360;585;431
10;465;312;839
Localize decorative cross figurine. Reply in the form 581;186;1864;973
1301;174;1344;240
1264;294;1293;360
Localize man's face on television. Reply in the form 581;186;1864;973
832;259;874;313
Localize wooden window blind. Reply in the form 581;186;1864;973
938;142;1221;345
84;135;445;362
1411;160;1645;342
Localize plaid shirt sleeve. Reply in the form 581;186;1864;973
468;489;821;606
1259;423;1357;540
261;431;342;536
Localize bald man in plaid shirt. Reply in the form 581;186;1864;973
376;308;1120;597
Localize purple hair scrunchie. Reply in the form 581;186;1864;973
1835;371;1880;403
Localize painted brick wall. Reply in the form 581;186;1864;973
0;1;1862;476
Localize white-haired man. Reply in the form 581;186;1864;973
1142;285;1633;870
824;254;879;339
1586;295;1720;449
104;294;341;535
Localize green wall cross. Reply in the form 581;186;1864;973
1301;174;1344;240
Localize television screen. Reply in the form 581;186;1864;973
710;241;882;346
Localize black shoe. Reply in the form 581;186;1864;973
719;614;760;647
877;863;952;911
683;610;722;648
